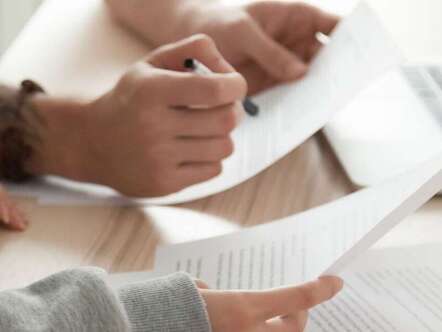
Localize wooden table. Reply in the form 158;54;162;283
0;134;353;290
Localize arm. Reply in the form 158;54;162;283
105;0;339;94
0;268;210;332
0;36;245;198
0;266;342;332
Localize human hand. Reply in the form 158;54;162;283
0;185;27;231
187;1;339;94
66;35;246;197
199;276;343;332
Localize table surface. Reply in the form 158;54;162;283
0;134;353;290
2;0;442;291
0;0;357;290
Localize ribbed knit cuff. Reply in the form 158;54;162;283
117;272;211;332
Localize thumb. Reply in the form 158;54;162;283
245;22;307;81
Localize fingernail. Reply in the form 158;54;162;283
287;61;307;79
320;276;344;292
335;278;344;291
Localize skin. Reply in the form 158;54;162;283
28;35;246;198
1;34;245;229
2;0;339;228
0;185;27;231
0;4;344;328
106;0;339;94
198;276;343;332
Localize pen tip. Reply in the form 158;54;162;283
243;98;259;116
184;58;195;70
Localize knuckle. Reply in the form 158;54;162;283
237;74;248;98
205;79;227;103
218;138;234;159
218;109;237;134
124;70;163;105
231;15;250;31
191;33;216;49
209;163;223;177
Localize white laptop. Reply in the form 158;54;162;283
324;64;442;188
322;0;442;190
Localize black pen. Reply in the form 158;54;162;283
184;58;259;116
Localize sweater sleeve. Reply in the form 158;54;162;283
117;272;212;332
0;267;211;332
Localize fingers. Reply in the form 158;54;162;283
148;34;236;73
173;103;241;137
244;21;307;81
0;189;28;231
314;8;340;35
177;137;233;163
297;310;309;331
236;62;277;95
254;276;343;320
152;70;247;108
194;279;210;289
266;312;308;332
176;162;222;189
146;34;248;107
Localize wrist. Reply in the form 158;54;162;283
27;94;95;182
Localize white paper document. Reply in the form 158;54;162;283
109;244;442;331
308;244;442;331
3;1;402;205
153;154;442;289
110;243;442;332
109;158;442;330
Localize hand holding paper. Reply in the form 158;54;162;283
201;276;342;332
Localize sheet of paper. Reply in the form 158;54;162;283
153;153;442;289
307;243;442;332
2;1;403;205
109;244;442;331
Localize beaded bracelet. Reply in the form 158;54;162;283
0;80;45;182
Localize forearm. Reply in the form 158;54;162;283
0;268;211;332
0;81;99;184
105;0;204;45
0;268;130;332
28;94;97;182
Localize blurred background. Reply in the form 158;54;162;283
0;0;42;54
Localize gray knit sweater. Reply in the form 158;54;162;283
0;267;212;332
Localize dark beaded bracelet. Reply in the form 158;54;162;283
0;80;45;182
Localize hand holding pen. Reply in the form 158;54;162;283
79;35;247;197
184;58;259;116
